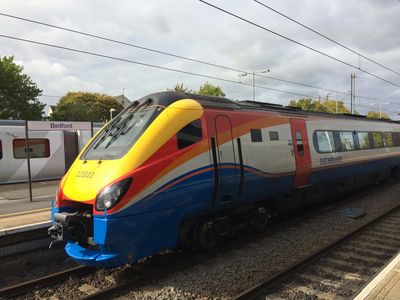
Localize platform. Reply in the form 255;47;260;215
352;251;400;300
0;209;51;235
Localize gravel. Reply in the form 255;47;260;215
2;182;400;299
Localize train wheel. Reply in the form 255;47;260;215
253;207;269;232
196;219;218;251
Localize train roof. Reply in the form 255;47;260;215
137;91;400;125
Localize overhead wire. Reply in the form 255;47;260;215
199;0;400;89
254;0;400;77
1;11;398;114
0;12;340;94
1;12;397;105
0;34;318;100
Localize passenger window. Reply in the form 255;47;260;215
339;131;355;151
316;131;335;153
393;132;400;147
251;129;262;142
372;132;384;148
383;132;393;147
177;119;202;150
13;139;50;159
269;131;279;141
357;132;371;149
0;140;2;160
295;130;304;157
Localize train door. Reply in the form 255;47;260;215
63;131;78;173
289;118;311;186
215;115;237;195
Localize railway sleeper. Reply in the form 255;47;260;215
340;244;396;257
282;283;347;300
297;274;359;292
308;265;370;282
319;257;381;272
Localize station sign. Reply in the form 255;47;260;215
27;121;92;131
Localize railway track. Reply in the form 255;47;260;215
232;202;400;300
0;182;397;299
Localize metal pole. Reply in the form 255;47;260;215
351;73;355;114
25;120;33;202
336;92;338;114
252;71;255;101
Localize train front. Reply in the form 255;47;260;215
48;92;204;267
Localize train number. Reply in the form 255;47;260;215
76;171;95;178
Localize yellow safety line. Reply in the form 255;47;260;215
0;207;51;218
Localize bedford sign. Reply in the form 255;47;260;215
27;121;92;131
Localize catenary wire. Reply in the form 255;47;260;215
0;12;339;94
1;12;397;104
254;0;400;77
199;0;400;89
2;34;398;110
1;16;398;112
0;34;318;100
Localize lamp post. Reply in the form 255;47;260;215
110;108;116;121
371;102;390;118
238;69;270;101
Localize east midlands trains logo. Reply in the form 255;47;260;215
320;156;342;165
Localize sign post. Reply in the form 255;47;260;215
25;121;93;202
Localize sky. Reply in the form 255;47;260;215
1;0;400;119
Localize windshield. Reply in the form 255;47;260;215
81;99;159;160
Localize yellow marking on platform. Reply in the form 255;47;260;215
0;207;51;218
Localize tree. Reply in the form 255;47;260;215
195;82;226;97
167;82;226;97
167;83;193;93
49;92;123;122
366;111;391;120
0;55;44;120
289;97;353;114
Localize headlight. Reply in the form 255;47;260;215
95;177;133;211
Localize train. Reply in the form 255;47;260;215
48;91;400;267
0;120;104;184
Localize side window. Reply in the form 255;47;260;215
316;131;335;153
251;129;263;142
13;139;50;159
295;130;304;157
357;132;371;149
177;119;202;150
393;132;400;147
269;131;279;141
0;140;2;160
339;131;355;151
383;132;393;147
372;132;384;148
